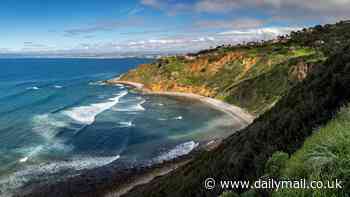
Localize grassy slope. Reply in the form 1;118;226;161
224;105;350;197
124;22;350;197
217;47;324;114
270;105;350;197
121;44;324;115
121;21;350;116
208;46;323;114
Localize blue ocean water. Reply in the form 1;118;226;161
0;58;234;196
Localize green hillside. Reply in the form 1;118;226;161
121;41;324;115
271;105;350;197
123;21;350;197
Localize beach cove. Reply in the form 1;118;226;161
0;58;252;197
16;75;254;197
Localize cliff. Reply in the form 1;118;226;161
123;21;350;196
118;42;324;116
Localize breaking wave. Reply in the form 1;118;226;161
154;141;199;163
32;114;68;140
174;116;183;120
117;121;134;128
53;85;63;89
26;86;39;90
63;91;128;125
23;114;74;164
0;155;120;197
88;81;106;86
112;99;145;112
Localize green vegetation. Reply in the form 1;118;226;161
20;20;350;197
125;21;350;197
122;21;350;116
210;47;324;114
268;106;350;197
122;40;325;115
265;151;289;178
220;191;240;197
219;190;260;197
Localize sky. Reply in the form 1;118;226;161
0;0;350;56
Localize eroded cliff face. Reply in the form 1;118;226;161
120;52;260;96
119;45;324;115
147;82;216;97
289;61;315;81
125;43;350;197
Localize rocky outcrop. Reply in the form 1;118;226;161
289;61;315;81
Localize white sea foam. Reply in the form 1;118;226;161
114;84;124;88
35;155;120;172
174;116;183;120
17;143;73;165
63;91;128;125
17;155;120;176
19;157;28;163
26;86;39;90
53;85;63;89
157;118;167;121
18;146;44;163
168;116;235;140
88;81;106;86
154;141;199;162
26;114;73;163
112;100;145;112
32;114;68;140
117;121;134;128
0;155;120;197
98;95;108;99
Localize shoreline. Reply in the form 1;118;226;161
99;79;255;196
21;80;254;197
105;80;254;126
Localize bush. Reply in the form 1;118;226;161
274;106;350;197
241;189;259;197
220;191;240;197
265;152;289;178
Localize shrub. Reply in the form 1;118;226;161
241;189;259;197
220;191;240;197
274;106;350;197
265;151;289;178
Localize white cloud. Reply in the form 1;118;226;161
127;6;145;16
64;19;143;36
218;27;299;36
266;0;350;12
0;48;13;53
108;27;299;52
141;0;350;23
140;0;191;15
194;0;241;13
217;27;301;44
196;18;265;29
6;26;303;56
193;0;350;13
20;42;58;52
141;0;162;9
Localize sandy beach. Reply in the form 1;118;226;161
105;80;254;126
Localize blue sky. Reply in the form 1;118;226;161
1;0;349;55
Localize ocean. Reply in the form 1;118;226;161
0;58;234;196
